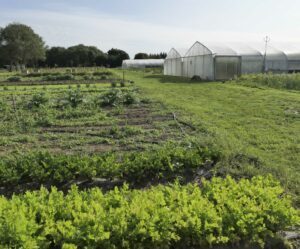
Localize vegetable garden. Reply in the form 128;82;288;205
0;68;299;248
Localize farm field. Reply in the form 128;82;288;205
118;70;300;204
0;69;299;248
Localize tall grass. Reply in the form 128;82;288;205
232;73;300;90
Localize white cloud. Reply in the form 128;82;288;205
1;8;300;58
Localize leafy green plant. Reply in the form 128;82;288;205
0;176;298;249
98;88;140;107
65;89;83;108
0;144;220;187
98;88;123;107
28;92;49;108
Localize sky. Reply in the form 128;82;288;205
1;0;300;58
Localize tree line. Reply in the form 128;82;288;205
134;52;167;59
0;23;166;69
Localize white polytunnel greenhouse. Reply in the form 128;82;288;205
122;59;164;69
164;41;300;80
164;48;188;76
182;42;241;80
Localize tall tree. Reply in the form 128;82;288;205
0;23;46;69
134;53;149;59
107;48;129;67
45;47;67;67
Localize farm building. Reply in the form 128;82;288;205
270;43;300;72
122;59;164;69
164;48;188;76
164;41;300;80
182;42;241;80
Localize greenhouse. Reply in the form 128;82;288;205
122;59;164;69
164;48;188;76
164;41;300;80
226;43;264;74
182;42;241;80
271;43;300;72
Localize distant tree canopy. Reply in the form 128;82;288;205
0;22;165;69
0;23;46;68
44;46;129;68
45;45;105;67
107;48;129;67
134;53;149;59
149;52;167;59
134;52;167;60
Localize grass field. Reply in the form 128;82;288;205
119;70;300;203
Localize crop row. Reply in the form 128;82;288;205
0;143;220;190
0;176;298;248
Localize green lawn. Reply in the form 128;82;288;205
120;70;300;203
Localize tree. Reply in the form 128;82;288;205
134;53;148;59
95;53;108;67
0;23;46;69
107;48;129;67
45;47;67;67
45;45;104;67
148;52;167;59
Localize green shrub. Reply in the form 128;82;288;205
123;90;139;105
66;89;83;108
98;88;123;107
28;93;49;108
98;88;139;107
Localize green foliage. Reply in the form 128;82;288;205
0;177;298;248
0;144;219;187
231;73;300;90
98;88;139;107
7;76;21;82
65;89;83;108
125;70;300;206
120;81;125;87
0;23;46;67
27;92;49;108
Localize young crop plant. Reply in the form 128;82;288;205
98;88;140;107
0;176;298;249
27;92;49;108
66;89;84;108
